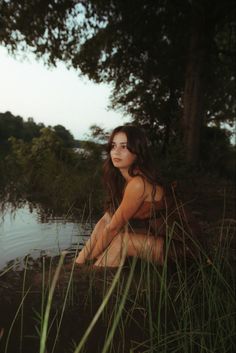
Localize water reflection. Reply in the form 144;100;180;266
0;204;91;270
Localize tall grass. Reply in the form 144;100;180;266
39;252;66;353
0;218;235;353
3;287;31;353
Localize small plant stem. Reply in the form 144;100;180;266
51;256;77;353
39;252;66;353
73;261;126;353
40;256;46;336
4;288;31;353
19;255;29;353
101;257;137;353
146;261;154;353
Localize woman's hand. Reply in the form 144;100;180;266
89;177;146;259
75;213;111;264
88;224;115;259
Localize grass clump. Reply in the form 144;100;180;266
0;218;235;353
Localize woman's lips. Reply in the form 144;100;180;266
112;158;122;162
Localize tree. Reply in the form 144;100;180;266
0;111;76;156
0;111;24;140
0;0;235;163
181;0;236;162
89;124;110;143
53;124;74;147
0;111;42;155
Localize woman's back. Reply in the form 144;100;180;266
128;177;202;261
126;176;163;219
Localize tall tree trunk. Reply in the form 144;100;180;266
182;11;210;164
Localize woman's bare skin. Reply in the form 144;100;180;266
76;131;164;267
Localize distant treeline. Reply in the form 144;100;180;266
0;111;80;154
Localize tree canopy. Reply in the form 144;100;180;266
0;0;235;163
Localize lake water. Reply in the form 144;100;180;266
0;204;91;270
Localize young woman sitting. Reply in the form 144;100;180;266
76;125;201;268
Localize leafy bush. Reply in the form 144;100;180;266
3;128;104;217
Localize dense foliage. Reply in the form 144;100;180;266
0;111;75;154
0;0;235;163
0;111;235;218
0;112;104;217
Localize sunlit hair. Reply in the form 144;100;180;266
103;125;162;212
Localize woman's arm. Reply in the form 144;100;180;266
75;213;111;264
89;176;146;259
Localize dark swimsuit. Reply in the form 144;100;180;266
127;190;201;263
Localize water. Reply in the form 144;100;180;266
0;204;90;270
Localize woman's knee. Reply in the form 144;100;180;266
137;235;163;263
108;234;128;255
109;233;122;247
94;213;111;230
152;236;164;263
101;212;112;224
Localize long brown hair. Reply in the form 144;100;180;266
103;125;162;212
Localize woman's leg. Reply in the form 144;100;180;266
93;233;128;267
94;232;164;267
75;213;111;264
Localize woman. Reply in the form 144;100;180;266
76;125;201;268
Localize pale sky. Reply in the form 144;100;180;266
0;46;130;140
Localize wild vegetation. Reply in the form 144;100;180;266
0;112;104;217
0;1;235;352
0;112;235;218
0;218;235;353
0;0;235;163
0;110;235;353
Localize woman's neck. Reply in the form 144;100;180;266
119;167;141;182
119;168;132;182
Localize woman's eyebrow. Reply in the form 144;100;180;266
111;141;127;145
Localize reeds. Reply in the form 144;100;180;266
0;218;235;353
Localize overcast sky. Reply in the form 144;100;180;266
0;46;130;140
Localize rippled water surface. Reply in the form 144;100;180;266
0;205;89;269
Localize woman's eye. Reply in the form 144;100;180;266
121;145;127;149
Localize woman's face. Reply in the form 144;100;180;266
110;132;136;170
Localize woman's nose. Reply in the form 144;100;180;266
113;146;121;154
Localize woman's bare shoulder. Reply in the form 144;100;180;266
126;176;163;201
124;176;146;198
127;176;145;189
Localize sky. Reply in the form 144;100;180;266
0;46;130;140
